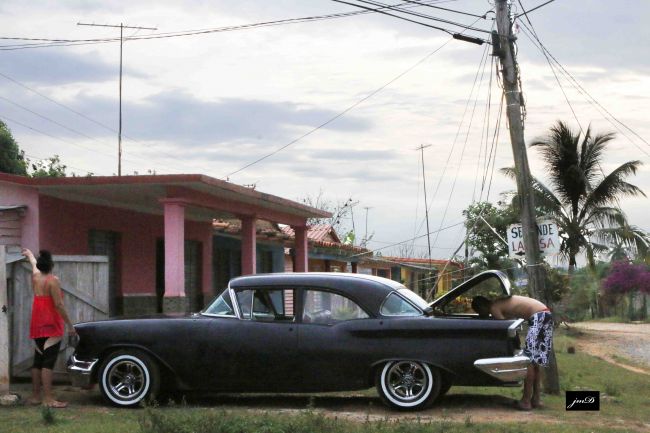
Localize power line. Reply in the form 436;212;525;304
515;0;556;18
223;33;456;179
348;220;466;258
515;0;583;133
0;71;224;174
399;0;489;19
344;0;491;33
0;114;129;167
431;42;491;250
331;0;490;37
0;0;457;50
0;95;189;174
516;22;650;158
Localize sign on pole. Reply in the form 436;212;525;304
508;219;560;258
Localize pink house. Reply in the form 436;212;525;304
0;173;329;314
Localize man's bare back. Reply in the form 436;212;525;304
490;295;548;320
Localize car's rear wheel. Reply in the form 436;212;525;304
376;360;441;410
99;349;160;407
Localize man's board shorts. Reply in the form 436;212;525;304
524;310;554;366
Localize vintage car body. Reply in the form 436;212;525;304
68;271;529;410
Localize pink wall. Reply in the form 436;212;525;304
0;180;39;251
38;196;212;297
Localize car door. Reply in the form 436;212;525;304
297;288;378;392
226;287;299;392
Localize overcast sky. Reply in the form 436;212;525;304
1;0;648;263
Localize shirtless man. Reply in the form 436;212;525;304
471;295;553;411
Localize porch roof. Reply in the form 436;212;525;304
0;173;330;225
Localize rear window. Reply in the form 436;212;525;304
381;293;422;316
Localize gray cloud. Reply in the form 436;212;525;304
0;49;145;85
74;90;373;144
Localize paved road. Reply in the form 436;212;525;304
571;321;650;371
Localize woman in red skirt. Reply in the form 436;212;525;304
22;249;76;408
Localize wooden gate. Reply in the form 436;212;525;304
8;255;109;378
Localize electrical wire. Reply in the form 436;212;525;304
517;22;650;158
223;30;459;179
515;0;556;18
399;0;489;19
344;0;491;33
0;0;458;50
516;0;583;133
0;114;135;167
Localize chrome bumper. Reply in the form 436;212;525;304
474;353;531;382
67;354;99;387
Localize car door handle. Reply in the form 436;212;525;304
288;327;294;332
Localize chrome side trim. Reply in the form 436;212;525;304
67;354;99;387
507;318;524;338
474;355;530;382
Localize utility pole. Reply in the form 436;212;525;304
78;22;157;176
495;0;558;394
494;0;544;301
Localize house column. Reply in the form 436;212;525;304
162;200;188;313
293;225;308;272
241;215;256;275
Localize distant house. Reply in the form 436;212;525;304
359;256;463;300
0;173;329;315
280;224;369;273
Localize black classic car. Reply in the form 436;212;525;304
68;271;529;410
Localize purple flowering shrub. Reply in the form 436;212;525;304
602;261;650;297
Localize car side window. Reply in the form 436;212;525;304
302;290;369;325
236;288;295;322
380;293;422;316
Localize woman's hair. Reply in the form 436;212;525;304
36;250;54;274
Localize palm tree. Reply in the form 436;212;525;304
504;121;646;271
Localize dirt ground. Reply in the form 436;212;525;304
570;321;650;375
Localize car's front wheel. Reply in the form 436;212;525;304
99;349;160;407
376;360;441;410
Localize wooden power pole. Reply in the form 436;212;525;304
495;0;559;394
494;0;544;300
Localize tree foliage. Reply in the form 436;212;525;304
503;121;647;270
0;120;28;175
29;155;67;178
462;201;519;271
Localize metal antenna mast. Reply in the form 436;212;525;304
415;144;433;271
77;22;157;176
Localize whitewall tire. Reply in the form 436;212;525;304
376;360;441;410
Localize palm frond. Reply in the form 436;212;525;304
580;160;645;220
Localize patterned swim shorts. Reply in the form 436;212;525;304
524;311;554;366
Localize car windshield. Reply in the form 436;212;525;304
397;288;429;310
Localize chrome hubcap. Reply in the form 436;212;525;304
108;360;145;399
386;361;428;401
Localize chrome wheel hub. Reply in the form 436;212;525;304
108;360;145;399
386;361;428;401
